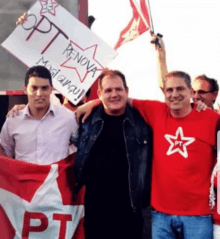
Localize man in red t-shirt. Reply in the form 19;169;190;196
76;70;220;238
131;71;220;238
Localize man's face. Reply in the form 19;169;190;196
23;77;52;111
98;75;128;116
164;76;193;113
192;79;217;108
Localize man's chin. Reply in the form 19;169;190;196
34;104;48;110
105;106;126;116
169;104;182;111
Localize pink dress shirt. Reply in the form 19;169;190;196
0;104;78;164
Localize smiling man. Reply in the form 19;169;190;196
76;70;220;238
74;69;153;239
192;75;219;109
0;65;78;164
151;34;219;111
131;71;220;238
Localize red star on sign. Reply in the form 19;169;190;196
164;127;195;158
60;41;104;83
40;0;59;16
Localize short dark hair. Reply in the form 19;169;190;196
25;65;52;86
97;68;128;91
195;74;219;92
165;71;192;88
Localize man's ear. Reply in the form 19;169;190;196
213;91;218;100
97;90;101;99
22;86;27;94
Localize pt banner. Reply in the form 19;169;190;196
0;154;85;239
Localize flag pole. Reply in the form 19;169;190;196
132;0;150;29
146;0;155;33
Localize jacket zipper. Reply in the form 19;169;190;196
122;119;135;211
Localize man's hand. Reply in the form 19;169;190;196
150;31;166;59
195;101;208;112
7;104;26;117
16;12;28;25
75;99;101;123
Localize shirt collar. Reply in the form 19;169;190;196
91;104;135;126
23;103;56;119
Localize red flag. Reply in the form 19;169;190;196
0;154;85;239
114;0;151;50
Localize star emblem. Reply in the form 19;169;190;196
121;17;141;45
0;159;84;238
60;41;104;83
164;127;195;158
40;0;59;16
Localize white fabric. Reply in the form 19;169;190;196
214;224;220;239
0;104;78;164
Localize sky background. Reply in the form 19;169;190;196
88;0;220;106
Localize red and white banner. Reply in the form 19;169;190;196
114;0;151;50
0;154;85;239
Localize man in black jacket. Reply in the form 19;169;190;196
74;69;153;239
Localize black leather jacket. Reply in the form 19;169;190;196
74;104;153;211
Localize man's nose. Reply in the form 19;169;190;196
111;90;117;97
193;91;201;100
172;89;179;97
36;88;43;96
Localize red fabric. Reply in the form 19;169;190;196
0;155;85;239
133;99;219;215
114;0;151;50
0;206;15;239
0;155;51;202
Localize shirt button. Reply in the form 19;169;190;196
143;140;147;144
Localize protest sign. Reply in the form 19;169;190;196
0;154;85;239
1;0;117;105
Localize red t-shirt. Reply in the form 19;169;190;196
133;100;220;215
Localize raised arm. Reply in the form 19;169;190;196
150;32;168;92
16;12;27;25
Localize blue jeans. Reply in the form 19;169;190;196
152;210;213;239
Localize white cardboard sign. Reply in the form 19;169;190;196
1;0;117;104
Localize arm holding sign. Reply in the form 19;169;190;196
150;32;168;92
16;12;27;25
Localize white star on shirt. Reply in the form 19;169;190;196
164;127;195;158
121;17;141;45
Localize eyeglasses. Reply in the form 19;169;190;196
193;90;214;95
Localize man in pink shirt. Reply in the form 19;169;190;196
0;65;78;164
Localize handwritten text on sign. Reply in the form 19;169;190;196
1;0;117;104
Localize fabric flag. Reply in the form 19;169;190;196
0;154;85;239
114;0;151;50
